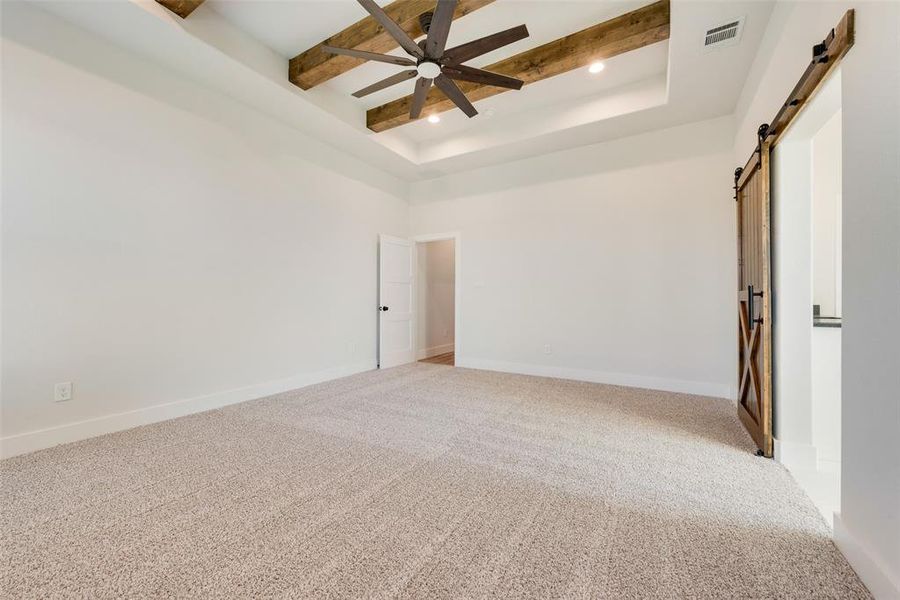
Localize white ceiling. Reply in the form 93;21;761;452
389;42;669;144
206;0;380;58
33;0;775;182
207;0;668;144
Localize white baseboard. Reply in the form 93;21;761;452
774;438;819;473
0;361;375;459
834;514;900;599
416;343;454;360
455;357;732;398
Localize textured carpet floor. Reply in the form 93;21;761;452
1;364;869;598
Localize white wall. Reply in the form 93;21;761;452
841;3;900;595
416;240;455;359
411;117;736;398
812;326;841;467
734;2;900;596
0;4;408;456
771;140;813;453
811;110;842;317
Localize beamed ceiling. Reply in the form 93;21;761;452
136;0;775;179
156;0;205;19
363;1;670;132
158;0;670;132
289;0;497;91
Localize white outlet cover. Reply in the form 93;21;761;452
543;344;552;354
54;382;73;402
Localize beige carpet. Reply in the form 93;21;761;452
1;364;869;598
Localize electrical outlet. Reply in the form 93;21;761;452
54;382;73;403
543;344;552;355
348;341;357;355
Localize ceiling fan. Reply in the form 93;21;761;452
322;0;529;120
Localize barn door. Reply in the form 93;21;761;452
734;129;773;457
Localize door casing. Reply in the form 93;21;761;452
378;232;461;369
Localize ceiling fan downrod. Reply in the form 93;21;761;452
418;11;433;35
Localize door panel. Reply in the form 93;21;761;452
735;141;773;457
378;234;415;369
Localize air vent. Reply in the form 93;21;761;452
702;17;745;51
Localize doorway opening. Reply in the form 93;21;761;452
771;68;843;525
415;236;456;367
377;233;459;370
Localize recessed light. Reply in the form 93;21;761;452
588;61;605;74
427;114;441;124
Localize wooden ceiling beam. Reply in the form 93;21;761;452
367;0;670;132
290;0;496;91
156;0;205;19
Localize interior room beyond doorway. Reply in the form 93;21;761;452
416;238;456;367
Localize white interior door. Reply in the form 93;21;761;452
378;234;415;368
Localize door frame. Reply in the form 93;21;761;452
412;232;461;364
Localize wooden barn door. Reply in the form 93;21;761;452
734;133;773;457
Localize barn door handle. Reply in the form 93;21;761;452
747;285;764;326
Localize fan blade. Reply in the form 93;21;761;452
322;45;416;66
441;64;523;90
425;0;457;59
442;24;529;65
353;69;418;98
410;77;433;119
357;0;424;59
434;74;477;118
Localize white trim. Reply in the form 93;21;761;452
417;343;455;360
0;361;374;459
834;514;900;600
455;357;732;398
774;438;819;473
412;232;461;244
412;232;461;363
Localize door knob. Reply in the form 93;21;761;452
379;306;389;311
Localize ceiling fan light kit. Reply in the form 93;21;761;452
323;0;529;124
417;61;442;79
